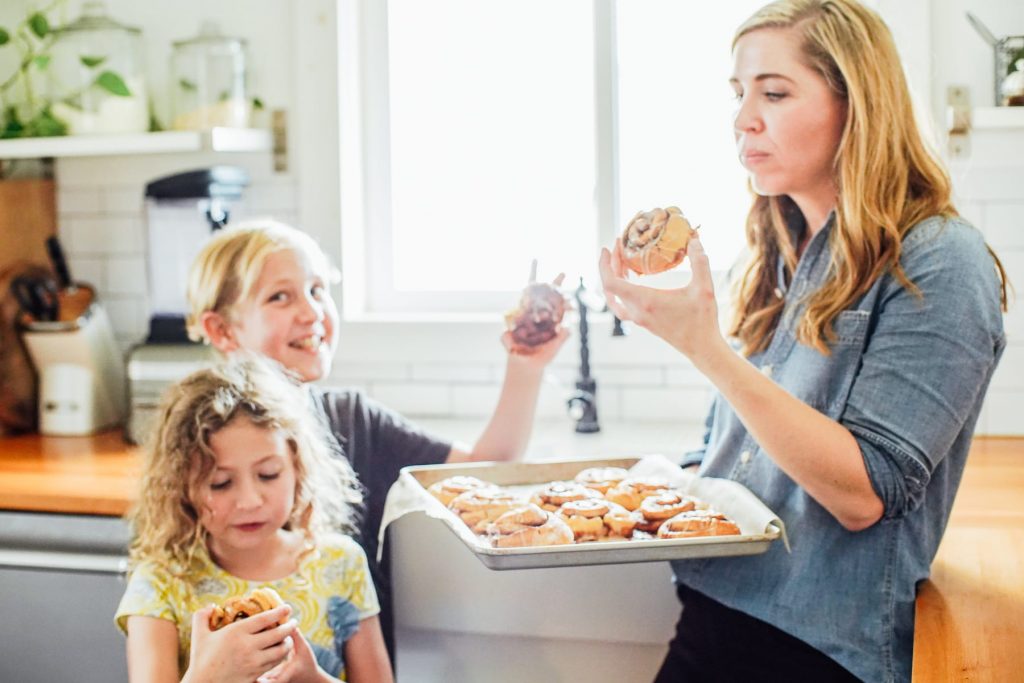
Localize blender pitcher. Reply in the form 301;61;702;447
143;166;248;343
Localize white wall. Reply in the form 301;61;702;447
41;0;1024;435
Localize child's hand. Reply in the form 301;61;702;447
185;604;296;683
502;326;570;367
256;628;331;683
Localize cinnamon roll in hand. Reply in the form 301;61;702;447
209;587;285;631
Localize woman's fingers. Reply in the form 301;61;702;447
687;236;714;295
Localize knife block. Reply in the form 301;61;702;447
20;298;127;436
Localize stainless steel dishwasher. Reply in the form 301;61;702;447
0;510;131;683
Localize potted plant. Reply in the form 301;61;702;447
0;0;141;138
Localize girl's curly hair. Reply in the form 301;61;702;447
127;356;363;573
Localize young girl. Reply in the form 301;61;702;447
601;1;1006;681
184;220;568;655
115;359;393;683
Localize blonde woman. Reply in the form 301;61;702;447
600;1;1007;681
115;359;393;683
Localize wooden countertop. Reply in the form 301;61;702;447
0;430;141;516
0;431;1020;679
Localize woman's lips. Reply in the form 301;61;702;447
741;150;770;166
235;522;266;532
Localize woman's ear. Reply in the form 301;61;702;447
199;311;240;352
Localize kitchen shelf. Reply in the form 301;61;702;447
0;127;271;160
972;106;1024;130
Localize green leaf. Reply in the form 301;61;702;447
95;70;131;96
28;12;49;39
80;55;106;69
0;27;11;46
1;106;24;139
252;96;264;111
33;54;50;69
26;108;68;137
178;78;196;91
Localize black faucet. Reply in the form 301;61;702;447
567;278;626;433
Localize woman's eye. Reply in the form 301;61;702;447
259;472;281;482
765;91;787;101
210;480;231;491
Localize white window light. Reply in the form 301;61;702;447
340;0;764;318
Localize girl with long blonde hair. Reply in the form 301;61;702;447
115;359;393;682
600;1;1007;680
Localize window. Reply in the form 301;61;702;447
341;0;765;316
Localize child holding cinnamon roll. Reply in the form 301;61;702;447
185;220;568;659
601;1;1007;681
115;359;393;683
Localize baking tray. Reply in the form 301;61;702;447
387;456;784;570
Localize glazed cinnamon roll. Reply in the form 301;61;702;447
636;490;700;533
573;466;630;495
486;504;575;548
209;587;285;631
449;487;524;533
530;481;601;512
504;282;567;353
556;498;633;542
604;476;671;511
620;206;698;275
428;475;491;507
657;510;741;539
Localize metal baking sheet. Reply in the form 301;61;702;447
396;457;782;571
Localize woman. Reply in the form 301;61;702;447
599;1;1008;681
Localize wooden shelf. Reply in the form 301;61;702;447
0;127;271;160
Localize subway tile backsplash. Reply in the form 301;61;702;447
54;131;1024;434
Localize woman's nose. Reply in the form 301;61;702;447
734;98;763;135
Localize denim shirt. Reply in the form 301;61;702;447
672;214;1005;683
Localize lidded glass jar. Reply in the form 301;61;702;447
171;22;251;130
48;0;149;135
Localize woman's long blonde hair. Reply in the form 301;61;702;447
728;0;1008;355
127;357;362;572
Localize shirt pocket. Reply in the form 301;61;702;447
776;309;871;419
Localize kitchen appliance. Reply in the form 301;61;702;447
125;167;246;443
19;286;126;436
171;22;252;130
142;166;248;343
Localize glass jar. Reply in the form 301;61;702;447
47;1;149;135
171;22;250;130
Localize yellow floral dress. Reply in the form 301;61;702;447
115;533;378;680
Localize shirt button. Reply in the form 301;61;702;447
761;364;774;378
740;450;752;464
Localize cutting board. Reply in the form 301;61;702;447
0;178;57;272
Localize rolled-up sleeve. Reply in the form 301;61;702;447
841;219;1004;519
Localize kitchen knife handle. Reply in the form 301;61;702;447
46;235;73;289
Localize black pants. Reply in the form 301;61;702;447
654;585;862;683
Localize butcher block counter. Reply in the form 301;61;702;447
0;430;1021;681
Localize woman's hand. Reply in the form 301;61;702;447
182;605;296;683
256;629;333;683
599;235;725;363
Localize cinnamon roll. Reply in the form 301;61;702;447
428;475;491;507
486;504;574;548
620;206;697;275
573;466;630;495
530;481;601;512
636;490;700;533
209;587;285;631
557;498;633;542
449;486;524;533
604;476;671;511
657;510;742;539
